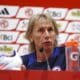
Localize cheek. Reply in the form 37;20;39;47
33;37;41;47
33;33;41;39
51;34;56;42
32;34;41;44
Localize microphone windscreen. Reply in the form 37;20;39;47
39;47;44;52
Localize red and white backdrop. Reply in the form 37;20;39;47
0;0;80;80
0;5;80;56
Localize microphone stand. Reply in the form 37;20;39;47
44;51;51;71
39;48;51;71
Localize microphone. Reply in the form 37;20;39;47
39;47;44;52
39;47;51;70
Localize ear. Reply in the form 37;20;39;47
29;34;33;42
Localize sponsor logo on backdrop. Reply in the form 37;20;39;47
0;18;19;30
16;7;44;18
0;44;19;56
0;31;19;43
0;8;9;15
70;52;78;61
66;9;80;20
16;19;29;31
0;5;19;17
44;8;68;19
0;45;13;52
25;8;33;17
67;34;80;42
56;20;68;32
0;34;12;41
0;19;8;28
65;22;80;33
16;32;30;44
57;33;69;46
18;45;31;56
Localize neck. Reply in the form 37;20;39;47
36;49;52;62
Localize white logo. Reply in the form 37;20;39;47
70;52;78;61
52;66;61;71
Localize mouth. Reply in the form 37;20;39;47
43;41;52;46
42;41;53;52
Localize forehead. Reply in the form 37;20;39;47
34;18;54;29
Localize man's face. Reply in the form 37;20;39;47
31;18;56;52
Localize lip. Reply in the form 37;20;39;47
43;41;52;46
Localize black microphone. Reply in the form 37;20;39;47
39;47;51;70
39;47;44;52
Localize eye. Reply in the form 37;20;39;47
38;28;44;33
48;27;54;32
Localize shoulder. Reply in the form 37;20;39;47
21;52;35;59
53;46;65;56
20;52;36;66
54;46;65;50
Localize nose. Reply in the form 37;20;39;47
43;30;49;39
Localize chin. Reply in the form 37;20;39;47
45;47;53;52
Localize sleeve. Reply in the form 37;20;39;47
21;55;29;68
0;52;23;70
